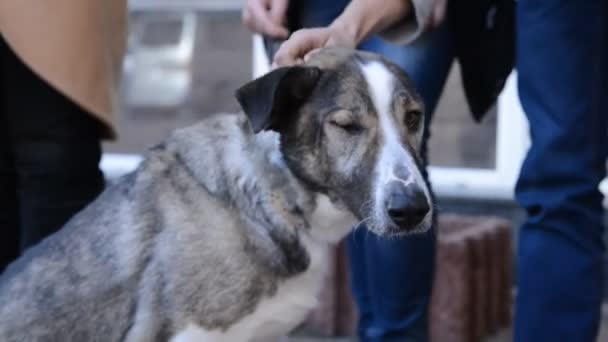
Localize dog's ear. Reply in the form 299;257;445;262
235;66;322;133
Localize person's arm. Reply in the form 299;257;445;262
329;0;414;46
380;0;447;44
274;0;445;66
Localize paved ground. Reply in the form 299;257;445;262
287;304;608;341
287;330;510;342
287;326;608;342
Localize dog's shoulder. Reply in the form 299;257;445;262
157;114;316;277
161;113;253;196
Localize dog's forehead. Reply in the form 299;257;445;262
304;47;422;105
304;47;362;69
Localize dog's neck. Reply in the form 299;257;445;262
232;127;356;275
251;130;357;243
166;115;356;276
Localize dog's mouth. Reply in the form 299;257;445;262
384;215;433;236
362;216;432;237
359;189;434;237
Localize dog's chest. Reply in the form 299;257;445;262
170;237;331;342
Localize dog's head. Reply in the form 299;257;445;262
236;48;433;236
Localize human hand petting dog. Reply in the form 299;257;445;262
273;0;413;67
242;0;290;39
272;25;358;67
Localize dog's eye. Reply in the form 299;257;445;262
328;110;363;134
330;120;363;134
405;110;423;131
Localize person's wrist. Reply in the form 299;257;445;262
328;17;364;47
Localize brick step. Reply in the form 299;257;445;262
298;214;514;341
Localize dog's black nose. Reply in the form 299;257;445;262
387;185;429;228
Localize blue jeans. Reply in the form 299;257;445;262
514;0;608;340
292;1;454;341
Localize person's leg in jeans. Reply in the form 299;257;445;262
290;1;454;340
0;37;105;260
514;0;608;340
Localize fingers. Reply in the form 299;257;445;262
303;48;322;63
269;0;289;27
242;0;289;38
273;28;331;67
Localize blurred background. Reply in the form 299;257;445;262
107;0;499;169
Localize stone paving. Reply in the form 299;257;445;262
288;304;608;342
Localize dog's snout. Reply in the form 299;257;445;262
386;185;429;229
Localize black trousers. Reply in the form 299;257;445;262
0;38;105;272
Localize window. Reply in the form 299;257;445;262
102;1;250;178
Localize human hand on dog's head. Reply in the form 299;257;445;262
273;0;413;67
242;0;290;39
272;26;357;68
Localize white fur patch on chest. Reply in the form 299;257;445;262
308;193;357;243
169;231;331;342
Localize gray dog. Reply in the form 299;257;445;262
0;48;433;342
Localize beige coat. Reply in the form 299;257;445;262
0;0;127;139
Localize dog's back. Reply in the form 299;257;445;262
0;172;146;341
0;113;310;341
